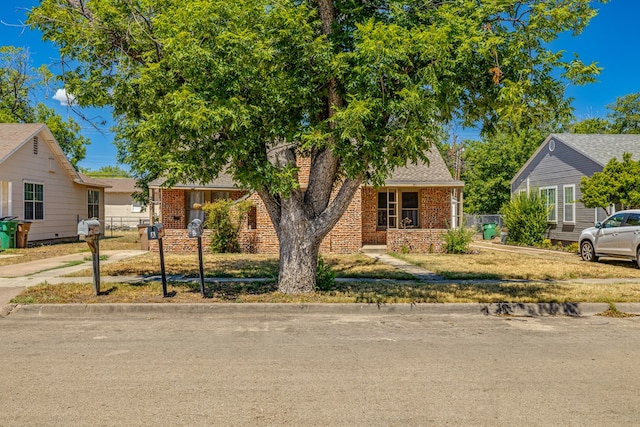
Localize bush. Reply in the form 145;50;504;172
315;256;336;292
443;226;475;254
202;199;253;253
566;242;579;253
501;190;550;246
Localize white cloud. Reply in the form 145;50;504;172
53;88;77;106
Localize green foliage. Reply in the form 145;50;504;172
29;0;605;292
0;46;89;167
539;238;553;249
570;117;611;134
581;153;640;213
315;256;336;292
566;242;579;253
443;226;475;254
462;130;546;214
83;165;131;178
202;199;253;253
608;92;640;134
501;190;550;246
569;91;640;135
29;0;603;192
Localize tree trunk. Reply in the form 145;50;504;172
277;216;321;294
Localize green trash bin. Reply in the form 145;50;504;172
0;220;18;249
482;223;497;240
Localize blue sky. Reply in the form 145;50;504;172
2;0;639;170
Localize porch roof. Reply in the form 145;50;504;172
383;147;463;188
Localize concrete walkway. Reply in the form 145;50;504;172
359;250;445;281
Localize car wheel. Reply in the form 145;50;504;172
580;240;598;262
637;247;640;269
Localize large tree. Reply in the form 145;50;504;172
30;0;602;293
569;91;640;135
462;129;547;214
0;46;89;166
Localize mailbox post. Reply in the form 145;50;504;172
147;223;168;297
78;219;101;295
187;218;206;297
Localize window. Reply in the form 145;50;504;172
602;213;625;228
186;190;231;223
400;192;419;228
377;190;419;229
540;187;557;222
563;185;575;223
626;213;640;227
88;190;100;218
24;182;44;220
131;202;142;213
0;181;10;218
377;190;397;229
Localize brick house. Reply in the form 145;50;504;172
147;147;464;254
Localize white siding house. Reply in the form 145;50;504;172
0;123;109;245
100;178;148;229
511;133;640;243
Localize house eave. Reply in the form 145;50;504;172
378;180;464;188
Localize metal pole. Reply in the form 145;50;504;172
197;236;205;297
159;238;168;297
90;236;100;296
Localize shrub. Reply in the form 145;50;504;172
539;238;552;249
202;199;253;253
443;226;475;254
566;242;579;253
501;190;550;246
315;256;336;292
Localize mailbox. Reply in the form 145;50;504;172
78;219;101;237
188;218;203;238
147;223;165;240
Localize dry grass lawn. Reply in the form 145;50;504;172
394;248;640;280
8;232;640;304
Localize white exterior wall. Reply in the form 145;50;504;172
105;192;148;228
0;129;103;242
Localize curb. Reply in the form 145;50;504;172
3;301;618;319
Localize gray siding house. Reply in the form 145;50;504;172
511;133;640;243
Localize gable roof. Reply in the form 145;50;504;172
512;133;640;186
0;123;110;188
0;123;47;163
551;133;640;167
97;178;138;193
149;145;462;190
385;146;463;187
148;172;237;190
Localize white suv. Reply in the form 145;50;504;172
579;209;640;267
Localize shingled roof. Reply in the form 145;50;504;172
0;123;110;188
384;146;463;187
149;145;462;190
550;133;640;166
0;123;48;163
98;178;138;193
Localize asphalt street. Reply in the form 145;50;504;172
2;305;640;426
